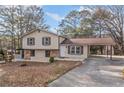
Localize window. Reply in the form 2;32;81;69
70;46;75;54
42;37;51;46
27;38;35;45
45;50;50;57
68;46;83;55
30;50;35;56
76;46;81;54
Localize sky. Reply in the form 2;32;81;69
42;5;85;33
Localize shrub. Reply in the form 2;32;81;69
0;54;4;61
122;69;124;76
0;49;4;56
49;57;54;63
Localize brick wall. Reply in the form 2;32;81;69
50;50;59;57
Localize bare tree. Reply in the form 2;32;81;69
92;6;124;54
0;5;49;51
0;6;17;52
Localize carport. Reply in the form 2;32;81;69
70;37;116;60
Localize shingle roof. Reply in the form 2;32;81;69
61;37;115;45
21;29;65;38
61;38;73;44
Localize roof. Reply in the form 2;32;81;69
61;38;73;44
21;29;65;38
61;37;115;45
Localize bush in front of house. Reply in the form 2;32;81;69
0;49;4;56
0;54;4;61
0;49;5;61
49;57;54;63
122;68;124;77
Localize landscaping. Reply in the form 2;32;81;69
0;61;81;87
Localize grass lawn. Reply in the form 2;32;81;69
0;61;81;87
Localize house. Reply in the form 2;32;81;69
60;38;115;59
16;30;115;62
18;30;65;62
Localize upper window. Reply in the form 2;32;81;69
68;46;83;55
42;37;51;46
27;38;35;45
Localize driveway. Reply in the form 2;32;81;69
48;57;124;87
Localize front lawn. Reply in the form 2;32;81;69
0;61;81;87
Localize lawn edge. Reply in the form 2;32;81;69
45;61;82;87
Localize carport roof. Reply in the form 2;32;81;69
61;37;115;45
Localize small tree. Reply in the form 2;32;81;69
0;49;4;56
49;57;54;63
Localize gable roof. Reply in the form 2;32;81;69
21;29;65;38
61;38;73;44
61;37;115;45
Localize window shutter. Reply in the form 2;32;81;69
49;37;51;45
42;38;44;45
68;46;70;54
33;38;35;45
27;38;29;45
81;46;83;54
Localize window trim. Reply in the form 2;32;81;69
30;50;35;57
68;45;83;55
70;46;75;55
45;50;50;57
42;37;51;46
27;37;35;46
76;46;81;54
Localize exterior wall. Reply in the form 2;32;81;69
22;31;64;50
21;50;59;62
59;37;65;43
21;31;65;62
50;50;59;57
30;50;49;62
24;50;31;60
60;45;88;59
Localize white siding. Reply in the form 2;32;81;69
30;50;49;62
60;45;88;59
22;31;63;50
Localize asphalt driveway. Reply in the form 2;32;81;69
48;57;124;87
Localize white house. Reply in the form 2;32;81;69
18;30;65;62
60;38;115;59
16;30;115;62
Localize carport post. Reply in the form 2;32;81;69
110;45;113;60
106;45;108;58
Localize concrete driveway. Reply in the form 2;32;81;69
48;57;124;87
